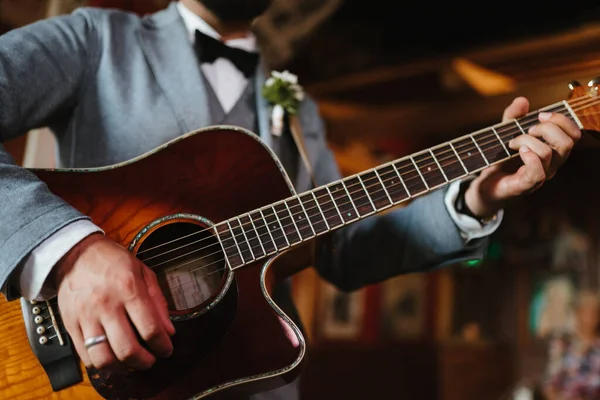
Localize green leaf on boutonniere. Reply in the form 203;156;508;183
262;70;305;115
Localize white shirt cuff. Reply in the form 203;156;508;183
444;179;503;243
18;220;103;301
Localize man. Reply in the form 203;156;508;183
0;0;581;398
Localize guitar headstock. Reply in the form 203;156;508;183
568;78;600;135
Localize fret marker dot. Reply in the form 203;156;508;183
467;152;472;156
273;225;277;229
427;167;431;171
347;212;351;217
298;216;302;220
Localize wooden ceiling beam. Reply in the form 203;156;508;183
320;74;600;147
307;23;600;99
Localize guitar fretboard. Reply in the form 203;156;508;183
215;101;577;269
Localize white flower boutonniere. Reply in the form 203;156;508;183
262;70;305;137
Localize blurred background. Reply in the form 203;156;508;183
3;1;600;399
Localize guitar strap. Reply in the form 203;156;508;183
288;114;320;267
288;114;318;189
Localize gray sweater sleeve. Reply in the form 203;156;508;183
0;9;101;299
297;98;489;292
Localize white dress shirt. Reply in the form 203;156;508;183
177;2;257;113
17;3;502;301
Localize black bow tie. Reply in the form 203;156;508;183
194;30;259;78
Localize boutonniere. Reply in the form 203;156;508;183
262;70;305;137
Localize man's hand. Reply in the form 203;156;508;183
53;233;175;372
465;96;582;217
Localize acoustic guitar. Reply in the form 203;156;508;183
1;80;599;400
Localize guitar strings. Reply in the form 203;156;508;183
140;95;594;261
139;98;576;263
147;103;575;271
150;96;598;290
141;106;534;263
149;96;594;277
150;116;533;273
135;101;555;258
139;96;588;264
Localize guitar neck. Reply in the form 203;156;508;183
215;100;580;270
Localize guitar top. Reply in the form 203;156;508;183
0;295;100;399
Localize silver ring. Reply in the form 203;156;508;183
84;335;107;349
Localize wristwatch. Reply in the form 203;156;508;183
454;180;498;226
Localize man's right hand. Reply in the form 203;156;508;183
53;233;176;372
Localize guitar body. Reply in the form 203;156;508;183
0;126;306;400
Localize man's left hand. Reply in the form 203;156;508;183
465;96;582;218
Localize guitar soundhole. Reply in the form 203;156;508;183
134;221;227;315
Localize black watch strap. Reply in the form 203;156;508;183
454;180;498;225
455;180;478;219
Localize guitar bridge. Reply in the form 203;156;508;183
21;297;82;391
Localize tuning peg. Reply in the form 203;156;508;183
569;80;581;90
588;76;600;87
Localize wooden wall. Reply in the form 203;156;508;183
3;138;26;165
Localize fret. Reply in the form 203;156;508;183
375;169;393;204
394;158;427;195
469;134;489;166
562;100;584;129
429;149;448;181
298;193;327;234
243;214;266;258
262;207;289;250
213;224;226;261
286;196;315;240
238;218;257;260
346;175;375;216
413;152;446;189
250;211;276;254
514;119;526;135
473;129;507;164
409;157;429;189
310;191;331;233
236;215;261;260
250;210;277;254
228;219;254;263
391;163;412;198
433;144;466;181
449;143;468;174
493;120;523;155
274;203;301;245
510;118;528;147
341;181;360;220
451;136;487;173
225;220;244;262
378;165;410;203
315;187;343;229
505;120;525;143
327;183;358;224
215;223;242;268
491;127;511;157
284;201;303;241
357;175;377;213
360;171;391;210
